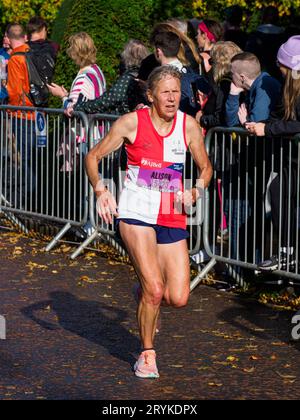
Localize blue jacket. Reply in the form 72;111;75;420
225;72;281;126
0;48;10;102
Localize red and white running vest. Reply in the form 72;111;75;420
118;108;188;229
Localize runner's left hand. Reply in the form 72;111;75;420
175;189;200;207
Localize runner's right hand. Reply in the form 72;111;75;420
96;190;119;224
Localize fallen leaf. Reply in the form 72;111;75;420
61;245;72;253
108;260;122;266
243;367;255;373
169;364;184;368
79;276;98;284
271;342;286;347
208;382;223;387
227;356;238;362
276;372;297;380
26;262;48;270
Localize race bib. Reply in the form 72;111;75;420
137;158;183;193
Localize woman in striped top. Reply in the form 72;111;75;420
47;32;106;172
48;32;106;109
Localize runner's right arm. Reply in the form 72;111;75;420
85;112;137;223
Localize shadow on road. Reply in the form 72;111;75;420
218;295;300;351
21;291;140;366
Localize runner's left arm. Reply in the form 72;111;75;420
185;115;212;199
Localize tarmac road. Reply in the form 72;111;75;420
0;230;300;400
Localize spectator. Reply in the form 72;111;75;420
138;22;200;81
48;32;106;114
26;16;59;61
166;19;200;73
6;23;36;207
153;31;183;70
223;53;280;268
223;5;248;50
187;17;201;40
196;19;224;75
245;6;286;79
6;24;32;108
48;32;106;174
196;41;242;130
74;39;149;115
246;36;300;272
0;28;11;104
151;30;209;116
196;41;242;254
225;52;281;127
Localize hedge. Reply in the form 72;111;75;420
52;0;154;98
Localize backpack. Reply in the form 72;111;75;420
180;66;211;117
11;47;55;107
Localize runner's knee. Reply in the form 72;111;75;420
142;284;164;306
169;290;190;308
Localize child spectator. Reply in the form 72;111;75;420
225;52;281;127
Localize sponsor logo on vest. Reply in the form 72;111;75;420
141;158;162;169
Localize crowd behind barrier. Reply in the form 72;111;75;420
0;105;90;253
191;127;300;290
1;106;299;287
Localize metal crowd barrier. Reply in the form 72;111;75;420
71;113;205;264
2;107;299;289
70;113;120;259
0;106;89;253
191;127;300;290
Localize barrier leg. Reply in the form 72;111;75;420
107;236;128;258
0;210;29;235
1;194;29;234
190;258;217;292
226;265;246;289
45;222;72;252
70;229;100;260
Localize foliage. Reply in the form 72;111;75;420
50;0;74;44
152;0;194;22
52;0;154;94
0;0;63;32
192;0;300;28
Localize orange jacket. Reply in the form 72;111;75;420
7;44;34;118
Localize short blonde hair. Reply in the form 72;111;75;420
67;32;97;68
211;41;242;83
